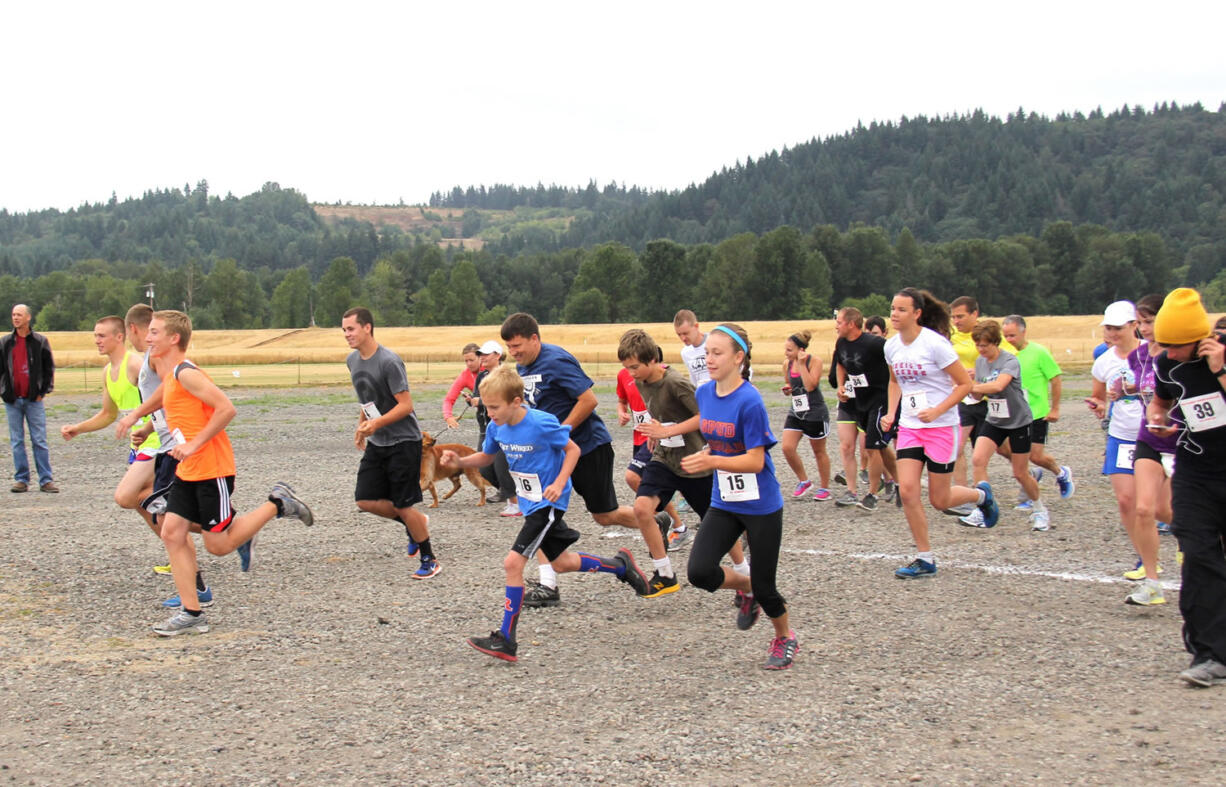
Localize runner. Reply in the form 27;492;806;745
860;317;891;489
343;307;439;579
500;312;663;608
682;323;798;670
834;307;898;510
673;309;711;389
1088;301;1143;579
778;330;832;502
444;366;648;663
882;289;998;578
144;310;313;635
615;345;683;546
1122;295;1175;605
962;320;1046;531
1000;315;1076;509
1147;288;1226;686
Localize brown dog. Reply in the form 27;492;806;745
419;432;488;508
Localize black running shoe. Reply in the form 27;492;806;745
467;631;518;662
523;580;560;608
643;571;680;598
615;548;650;596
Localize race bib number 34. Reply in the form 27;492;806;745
716;470;760;502
1181;392;1226;432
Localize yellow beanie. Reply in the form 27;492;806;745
1154;288;1211;345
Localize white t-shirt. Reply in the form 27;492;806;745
680;336;711;388
1091;347;1143;442
885;327;961;430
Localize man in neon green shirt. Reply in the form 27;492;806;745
1002;315;1075;502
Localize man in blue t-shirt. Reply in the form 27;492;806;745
500;313;664;607
442;366;648;662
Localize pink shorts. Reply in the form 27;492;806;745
895;424;961;466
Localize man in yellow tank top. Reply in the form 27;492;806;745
61;316;162;519
126;310;314;636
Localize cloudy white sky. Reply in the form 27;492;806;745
2;1;1223;213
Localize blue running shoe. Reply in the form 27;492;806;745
1015;500;1034;512
162;587;214;608
413;556;441;579
406;538;419;557
1157;520;1173;535
895;558;937;579
1056;466;1075;499
237;538;253;572
975;481;999;528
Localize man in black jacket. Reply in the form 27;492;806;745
1;304;57;492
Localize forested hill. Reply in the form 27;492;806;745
434;103;1226;262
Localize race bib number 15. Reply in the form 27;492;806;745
716;470;760;502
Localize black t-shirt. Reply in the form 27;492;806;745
835;333;890;409
1154;353;1226;479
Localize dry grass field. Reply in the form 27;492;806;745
45;314;1196;394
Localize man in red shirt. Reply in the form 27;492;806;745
1;304;56;492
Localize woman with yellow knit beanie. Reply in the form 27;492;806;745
1147;287;1226;687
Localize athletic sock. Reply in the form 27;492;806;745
918;551;935;564
1034;497;1048;513
538;563;558;589
184;608;202;617
975;488;987;505
269;497;285;516
417;538;434;560
500;585;523;641
670;525;687;535
731;559;751;577
577;553;621;577
195;571;205;592
652;556;674;579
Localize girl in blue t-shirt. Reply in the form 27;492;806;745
681;323;797;670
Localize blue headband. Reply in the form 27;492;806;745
712;325;748;353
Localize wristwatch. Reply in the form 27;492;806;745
1216;366;1226;377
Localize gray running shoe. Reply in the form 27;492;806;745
834;491;859;507
943;502;975;517
153;610;209;636
833;471;847;486
269;482;313;526
667;526;694;552
858;469;869;486
655;512;673;544
736;591;760;630
1180;659;1226;687
1125;579;1165;607
880;481;897;503
523;580;560;608
764;629;799;670
857;493;879;511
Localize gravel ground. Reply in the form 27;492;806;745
2;376;1223;785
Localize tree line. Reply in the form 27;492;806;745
1;220;1184;332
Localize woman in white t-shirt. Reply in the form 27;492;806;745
1087;300;1142;576
881;289;999;579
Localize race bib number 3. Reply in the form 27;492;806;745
716;470;760;502
1116;442;1135;470
987;398;1010;420
902;391;929;418
1181;392;1226;432
510;471;543;502
791;394;810;413
842;380;856;399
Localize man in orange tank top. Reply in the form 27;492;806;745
141;310;314;636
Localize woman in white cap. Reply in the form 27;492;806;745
473;340;520;516
1087;300;1143;575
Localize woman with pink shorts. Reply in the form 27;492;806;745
881;288;1000;579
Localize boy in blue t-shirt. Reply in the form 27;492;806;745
442;366;649;662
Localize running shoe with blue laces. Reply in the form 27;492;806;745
162;587;214;609
975;481;999;527
1056;466;1075;499
791;480;813;498
895;558;937;579
413;556;441;579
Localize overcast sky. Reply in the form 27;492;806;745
2;1;1223;213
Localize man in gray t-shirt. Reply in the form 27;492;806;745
342;307;440;579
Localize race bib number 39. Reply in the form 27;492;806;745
1181;392;1226;432
902;391;929;418
510;471;543;502
716;470;760;502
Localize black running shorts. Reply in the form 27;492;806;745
355;440;423;509
166;475;236;532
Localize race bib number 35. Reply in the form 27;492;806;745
716;470;760;502
1181;392;1226;432
510;471;543;502
791;394;810;413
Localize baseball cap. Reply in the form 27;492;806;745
1100;300;1137;326
477;340;503;356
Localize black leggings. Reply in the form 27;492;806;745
687;507;787;619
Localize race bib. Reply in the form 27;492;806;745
360;402;380;420
842;379;856;399
962;393;978;405
630;408;651;427
901;391;929;418
172;428;185;445
1181;392;1226;432
521;374;542;404
510;471;543;502
150;409;167;430
1161;452;1176;477
987;398;1010;420
848;373;868;388
1116;442;1135;470
791;394;810;413
716;470;760;502
659;422;684;448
